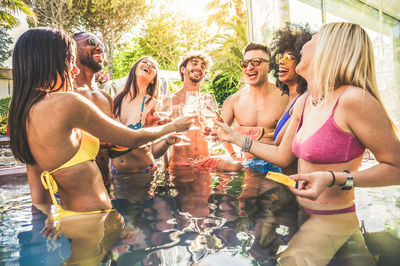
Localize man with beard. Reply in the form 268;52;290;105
168;51;242;171
72;32;114;188
221;42;288;172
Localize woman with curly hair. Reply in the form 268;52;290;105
270;23;312;145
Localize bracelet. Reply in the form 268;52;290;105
328;171;336;187
230;152;237;157
163;137;173;146
241;136;253;153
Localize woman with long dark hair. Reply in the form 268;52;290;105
111;57;178;173
9;28;192;218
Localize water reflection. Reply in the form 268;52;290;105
6;167;399;265
108;167;300;265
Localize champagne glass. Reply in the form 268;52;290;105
199;93;223;147
184;91;201;114
199;93;217;141
169;105;191;146
183;91;201;130
155;94;172;119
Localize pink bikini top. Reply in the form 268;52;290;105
292;91;365;164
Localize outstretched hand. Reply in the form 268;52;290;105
211;120;239;143
145;108;171;126
288;171;333;200
172;116;195;132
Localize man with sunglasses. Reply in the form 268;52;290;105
220;42;288;172
72;32;114;189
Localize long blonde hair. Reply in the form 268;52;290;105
312;22;396;131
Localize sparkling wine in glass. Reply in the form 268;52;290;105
183;91;201;130
170;105;191;146
155;95;172;119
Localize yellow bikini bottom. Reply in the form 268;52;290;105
41;170;115;221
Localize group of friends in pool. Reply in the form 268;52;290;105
8;21;400;264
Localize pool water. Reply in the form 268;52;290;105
1;161;400;265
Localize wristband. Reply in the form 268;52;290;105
241;136;253;153
230;152;237;157
328;171;335;187
163;137;173;146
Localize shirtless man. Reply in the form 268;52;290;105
222;42;288;172
72;32;114;186
168;51;242;171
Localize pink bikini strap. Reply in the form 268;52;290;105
296;93;310;131
330;87;348;117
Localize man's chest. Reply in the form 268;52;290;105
233;99;283;129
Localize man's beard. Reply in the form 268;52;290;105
189;75;202;83
188;70;203;83
80;53;104;73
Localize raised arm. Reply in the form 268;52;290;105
68;92;192;149
221;94;240;159
214;110;298;168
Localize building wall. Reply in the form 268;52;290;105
0;79;12;99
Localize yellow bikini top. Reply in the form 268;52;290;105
52;129;99;172
41;130;105;220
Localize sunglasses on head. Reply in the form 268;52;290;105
275;53;295;65
240;58;268;68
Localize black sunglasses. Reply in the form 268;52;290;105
77;35;106;51
240;58;269;68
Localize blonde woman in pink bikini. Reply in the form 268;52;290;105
214;22;400;264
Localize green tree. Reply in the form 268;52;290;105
208;9;248;104
24;0;81;33
112;6;210;79
0;27;12;67
0;0;35;28
205;0;245;31
80;0;149;79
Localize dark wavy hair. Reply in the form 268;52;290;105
113;56;159;120
270;23;312;95
178;51;211;81
9;28;75;164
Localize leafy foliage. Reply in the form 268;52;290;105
0;27;12;66
207;17;247;105
113;6;210;79
206;72;240;107
204;0;247;105
0;96;11;135
1;0;36;29
24;0;81;33
205;0;245;31
79;0;149;79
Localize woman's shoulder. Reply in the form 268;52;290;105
338;85;377;110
